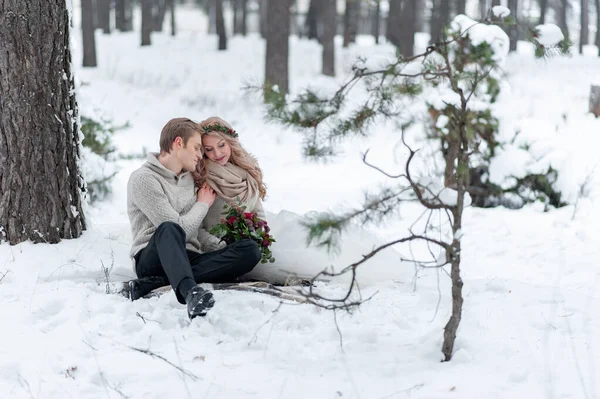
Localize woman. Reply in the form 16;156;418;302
194;116;267;254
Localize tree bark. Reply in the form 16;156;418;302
0;0;86;245
82;0;98;67
265;0;290;94
322;0;336;76
343;0;359;47
169;0;176;36
97;0;112;34
539;0;548;24
399;0;417;57
580;0;589;53
141;0;153;45
386;0;402;47
306;0;319;40
216;0;227;50
508;0;519;52
372;0;381;44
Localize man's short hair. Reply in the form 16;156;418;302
159;118;202;154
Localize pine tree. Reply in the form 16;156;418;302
261;12;569;361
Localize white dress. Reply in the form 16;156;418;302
241;209;405;286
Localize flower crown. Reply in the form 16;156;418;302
202;123;239;138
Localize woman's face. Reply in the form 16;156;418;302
202;134;231;166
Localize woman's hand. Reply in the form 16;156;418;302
197;183;216;206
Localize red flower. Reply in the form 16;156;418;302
227;216;237;225
244;212;253;219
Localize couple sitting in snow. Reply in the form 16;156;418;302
125;116;268;319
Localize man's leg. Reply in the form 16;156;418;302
188;239;262;283
135;222;201;304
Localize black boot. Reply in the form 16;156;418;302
126;276;170;301
185;286;215;319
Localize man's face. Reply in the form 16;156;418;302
175;132;203;172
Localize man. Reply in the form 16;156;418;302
126;118;261;319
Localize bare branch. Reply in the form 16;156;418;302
362;149;406;178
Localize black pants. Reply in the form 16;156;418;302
134;222;261;303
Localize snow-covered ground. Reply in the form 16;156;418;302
2;4;600;398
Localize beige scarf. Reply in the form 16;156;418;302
206;161;260;210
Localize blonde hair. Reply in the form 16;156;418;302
194;117;267;200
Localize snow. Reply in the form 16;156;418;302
451;15;510;63
492;5;511;18
535;24;565;47
2;2;600;399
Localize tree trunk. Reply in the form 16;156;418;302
430;0;451;44
596;0;600;56
386;0;402;47
141;0;153;45
442;219;464;361
82;0;98;67
98;0;112;34
265;0;290;94
216;0;227;50
479;0;488;18
241;0;248;36
415;0;426;32
508;0;519;52
457;0;467;14
343;0;359;47
0;0;86;245
260;0;268;38
399;0;417;57
557;0;569;38
234;0;242;35
539;0;548;24
153;0;168;32
590;85;600;117
116;0;126;31
580;0;589;53
306;0;319;40
372;0;381;44
322;0;336;76
124;0;134;31
169;0;176;36
208;0;216;34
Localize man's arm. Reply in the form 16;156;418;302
130;173;208;238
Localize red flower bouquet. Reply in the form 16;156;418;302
209;203;275;264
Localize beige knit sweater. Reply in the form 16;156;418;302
127;153;218;262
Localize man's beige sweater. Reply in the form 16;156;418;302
127;153;224;266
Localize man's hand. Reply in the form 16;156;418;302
197;183;216;206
